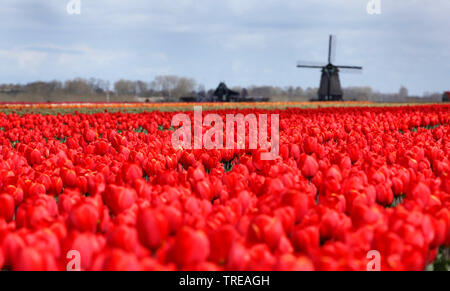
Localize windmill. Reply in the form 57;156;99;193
297;35;362;101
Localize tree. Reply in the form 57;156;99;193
88;78;109;94
64;78;93;96
114;79;137;96
151;75;196;101
343;86;373;101
172;77;196;99
152;75;178;99
197;84;206;101
304;87;318;100
399;86;409;100
136;81;149;97
241;88;249;98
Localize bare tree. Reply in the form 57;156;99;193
151;75;196;101
399;86;409;99
64;78;93;96
114;79;137;96
343;86;373;101
172;77;196;99
88;78;110;94
136;81;149;96
152;75;178;99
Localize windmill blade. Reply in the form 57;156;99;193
328;35;337;64
297;60;325;68
339;67;363;74
297;65;324;69
336;65;363;70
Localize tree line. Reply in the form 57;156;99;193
0;76;198;102
0;76;444;103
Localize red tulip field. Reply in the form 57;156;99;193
0;103;448;271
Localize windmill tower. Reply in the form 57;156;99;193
297;35;363;101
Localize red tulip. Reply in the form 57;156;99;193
0;248;4;270
282;192;315;223
208;225;237;264
375;184;394;206
247;244;276;271
410;182;431;207
103;185;137;214
137;207;169;250
63;231;105;271
292;225;320;254
12;247;47;271
299;155;319;178
92;248;140;271
172;227;210;267
162;206;182;234
0;194;15;222
2;233;26;267
68;202;99;233
28;149;42;165
226;241;250;270
94;140;109;155
84;129;97;142
276;254;314;271
248;215;284;251
303;136;317;154
62;168;77;188
121;163;143;184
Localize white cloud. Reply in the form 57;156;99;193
221;33;267;50
55;44;126;66
0;49;48;71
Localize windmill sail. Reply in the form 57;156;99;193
337;65;363;69
329;35;337;64
297;61;326;68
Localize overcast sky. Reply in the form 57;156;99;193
0;0;449;95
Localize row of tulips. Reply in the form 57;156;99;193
0;101;371;110
0;105;448;270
